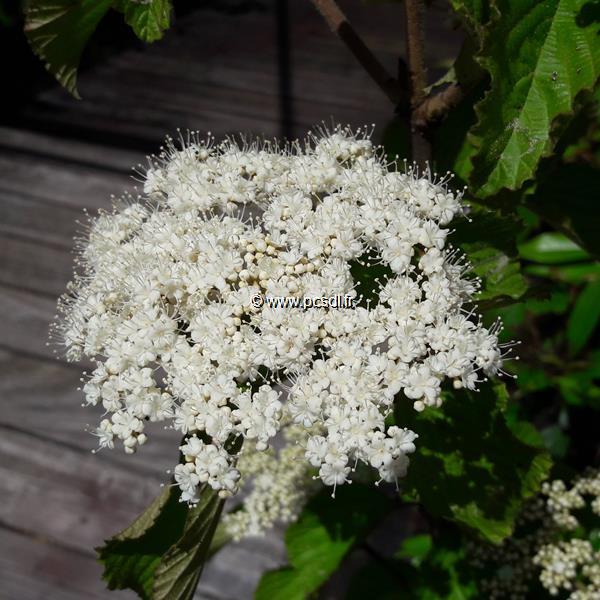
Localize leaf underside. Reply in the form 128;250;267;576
97;484;224;600
24;0;113;97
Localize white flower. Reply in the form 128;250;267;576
55;125;506;507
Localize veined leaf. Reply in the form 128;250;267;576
98;483;224;600
24;0;113;97
153;485;224;600
469;0;600;197
97;485;188;598
115;0;172;43
255;485;391;600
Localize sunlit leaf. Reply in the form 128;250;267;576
114;0;172;43
469;0;600;197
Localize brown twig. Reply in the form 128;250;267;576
310;0;460;158
310;0;402;104
413;83;463;129
403;0;427;107
403;0;429;163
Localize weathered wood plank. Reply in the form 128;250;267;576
0;152;134;210
0;235;73;297
0;188;81;249
28;95;282;146
0;348;179;478
0;526;120;600
0;126;142;172
22;4;397;145
0;427;285;599
0;285;60;359
0;427;167;553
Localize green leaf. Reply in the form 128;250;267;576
255;485;391;600
153;485;225;600
525;163;600;258
452;209;528;308
395;534;433;566
556;353;600;408
469;0;600;197
97;485;188;598
24;0;113;97
350;531;478;600
115;0;172;43
567;279;600;355
98;483;224;600
540;425;570;458
524;262;600;283
450;0;493;40
518;232;590;264
396;382;552;544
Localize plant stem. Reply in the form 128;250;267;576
403;0;430;164
310;0;402;104
413;82;463;129
311;0;458;161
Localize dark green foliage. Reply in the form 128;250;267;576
452;208;528;308
348;532;478;600
255;485;391;600
349;252;394;306
396;383;551;544
98;484;224;600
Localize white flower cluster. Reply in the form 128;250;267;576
55;126;505;502
542;474;600;531
470;469;600;600
534;470;600;598
534;539;599;598
223;426;314;540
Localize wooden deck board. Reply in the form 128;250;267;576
0;285;66;359
0;527;115;600
0;349;179;477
